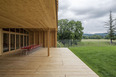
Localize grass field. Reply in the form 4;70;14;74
69;39;116;77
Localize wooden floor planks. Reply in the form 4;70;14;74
0;48;99;77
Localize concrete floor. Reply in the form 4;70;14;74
0;48;99;77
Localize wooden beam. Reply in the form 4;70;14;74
0;28;3;55
47;29;50;56
54;30;57;47
19;29;21;48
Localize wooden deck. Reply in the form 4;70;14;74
0;48;99;77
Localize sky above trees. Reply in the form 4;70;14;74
58;0;116;34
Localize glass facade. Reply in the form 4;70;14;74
3;33;9;52
3;28;29;53
10;34;15;51
27;36;29;46
16;35;19;49
20;35;24;47
24;36;27;46
16;28;19;33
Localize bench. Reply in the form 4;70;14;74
21;44;41;55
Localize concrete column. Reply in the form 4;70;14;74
0;28;3;55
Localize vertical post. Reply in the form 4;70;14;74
0;28;3;55
54;30;57;47
47;29;50;56
19;29;21;48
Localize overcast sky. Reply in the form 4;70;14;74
58;0;116;34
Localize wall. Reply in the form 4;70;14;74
29;30;57;47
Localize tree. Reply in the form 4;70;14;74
58;19;84;41
105;11;116;44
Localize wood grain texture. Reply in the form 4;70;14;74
0;48;99;77
0;28;3;55
0;0;57;29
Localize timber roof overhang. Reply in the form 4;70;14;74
0;0;58;30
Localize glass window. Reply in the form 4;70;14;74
3;33;9;52
16;35;19;49
10;28;15;32
26;31;29;34
20;29;24;33
10;34;15;51
24;30;27;34
3;28;9;31
16;28;19;33
24;36;27;46
20;35;23;47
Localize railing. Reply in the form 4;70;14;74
57;39;80;47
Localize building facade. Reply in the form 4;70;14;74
0;0;58;55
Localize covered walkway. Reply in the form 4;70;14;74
0;48;99;77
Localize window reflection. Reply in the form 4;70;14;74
3;28;29;52
10;34;15;51
3;33;9;52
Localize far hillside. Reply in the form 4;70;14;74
83;33;109;39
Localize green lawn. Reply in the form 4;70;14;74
69;39;116;77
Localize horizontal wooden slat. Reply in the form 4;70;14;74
0;0;58;29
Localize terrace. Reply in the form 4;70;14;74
0;48;98;77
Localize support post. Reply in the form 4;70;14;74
54;30;57;47
0;28;3;55
47;29;50;56
19;29;21;48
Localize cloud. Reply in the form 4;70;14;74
58;0;116;33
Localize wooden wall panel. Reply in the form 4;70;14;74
29;32;34;45
29;30;57;47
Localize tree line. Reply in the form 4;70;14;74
83;35;111;39
57;11;116;44
58;19;84;41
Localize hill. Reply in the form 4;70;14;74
83;33;108;37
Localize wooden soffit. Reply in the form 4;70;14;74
0;0;58;29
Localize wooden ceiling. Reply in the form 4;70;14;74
0;0;58;29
